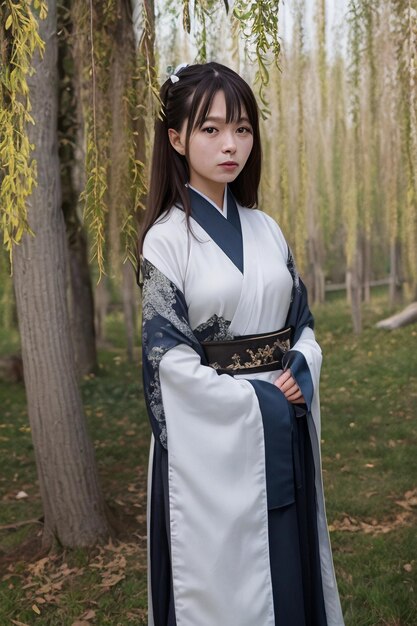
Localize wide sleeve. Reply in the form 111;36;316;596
159;344;264;448
278;242;323;413
282;326;322;413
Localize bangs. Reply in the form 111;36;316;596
187;74;256;135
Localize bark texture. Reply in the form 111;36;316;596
12;2;111;548
58;5;98;378
67;225;98;376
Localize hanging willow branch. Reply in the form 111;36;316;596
232;0;280;114
135;0;159;114
192;0;226;63
0;0;47;263
74;0;158;276
77;0;114;277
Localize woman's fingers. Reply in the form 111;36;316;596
287;389;303;401
286;383;299;396
278;377;297;394
274;372;305;404
274;370;293;390
284;384;300;399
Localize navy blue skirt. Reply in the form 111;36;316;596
267;411;327;626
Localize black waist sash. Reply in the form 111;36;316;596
202;327;292;375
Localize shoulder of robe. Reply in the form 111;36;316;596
142;206;189;291
239;207;289;261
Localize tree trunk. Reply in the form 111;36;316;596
95;277;110;345
307;236;326;306
58;3;98;378
346;245;362;334
67;225;98;376
12;2;111;548
122;262;137;362
362;235;371;304
305;195;320;305
389;239;403;306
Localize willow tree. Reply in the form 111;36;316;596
1;0;156;548
345;0;366;332
293;0;307;275
275;63;290;238
58;0;98;376
394;0;417;299
3;0;112;547
350;0;417;310
304;0;327;305
328;53;348;284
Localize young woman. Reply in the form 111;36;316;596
139;62;344;626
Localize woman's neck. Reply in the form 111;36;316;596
188;181;226;211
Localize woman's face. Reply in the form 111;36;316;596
169;90;254;202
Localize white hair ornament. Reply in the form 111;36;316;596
168;62;189;83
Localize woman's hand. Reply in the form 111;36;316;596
274;370;305;404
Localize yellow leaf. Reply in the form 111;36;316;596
5;15;12;30
32;604;41;615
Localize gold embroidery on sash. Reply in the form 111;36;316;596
209;337;291;371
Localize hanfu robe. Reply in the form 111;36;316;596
141;187;345;626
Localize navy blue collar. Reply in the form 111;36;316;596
188;187;244;274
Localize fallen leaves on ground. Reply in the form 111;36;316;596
69;608;97;625
2;539;146;620
329;488;417;535
395;488;417;511
329;511;412;534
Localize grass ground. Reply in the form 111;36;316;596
0;293;416;625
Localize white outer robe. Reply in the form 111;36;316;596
142;200;345;626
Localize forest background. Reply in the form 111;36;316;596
0;0;416;624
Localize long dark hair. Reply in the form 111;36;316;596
138;62;262;255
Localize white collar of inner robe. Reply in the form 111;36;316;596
187;184;228;219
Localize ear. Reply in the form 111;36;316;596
168;128;186;156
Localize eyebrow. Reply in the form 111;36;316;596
203;115;252;124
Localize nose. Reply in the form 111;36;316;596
222;130;236;154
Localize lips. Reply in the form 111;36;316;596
218;161;238;167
